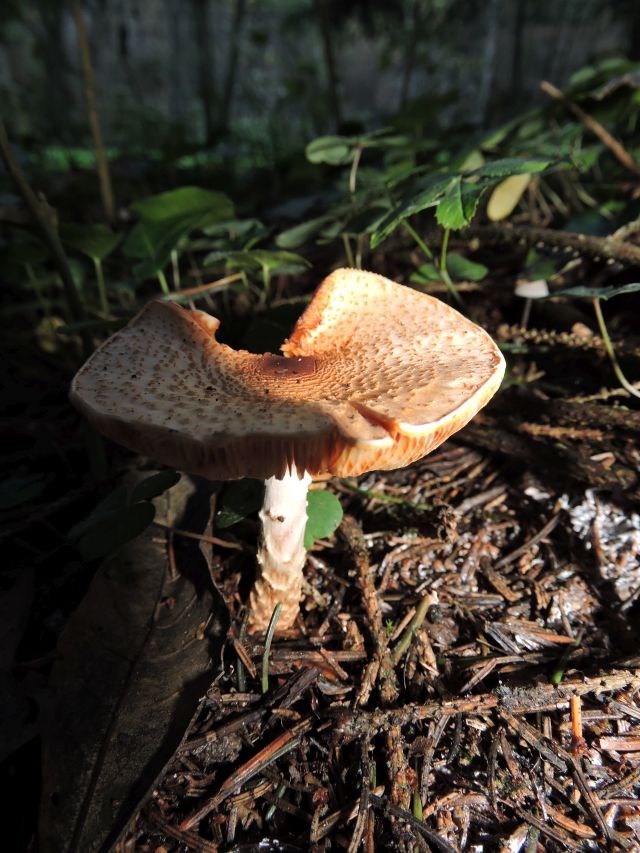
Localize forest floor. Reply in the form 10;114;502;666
4;233;640;852
118;383;640;852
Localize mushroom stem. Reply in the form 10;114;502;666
248;465;312;632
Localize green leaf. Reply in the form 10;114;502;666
76;502;156;561
304;490;343;549
570;144;603;173
202;249;310;275
124;214;211;279
131;470;181;503
343;203;390;236
370;173;453;247
409;263;441;284
306;135;354;165
131;186;234;225
248;250;310;272
436;178;484;230
124;188;235;278
515;118;546;140
553;283;640;301
123;219;178;260
479;115;524;150
0;474;49;510
446;253;488;281
60;223;121;262
568;64;598;89
201;218;268;247
457;148;485;171
216;479;264;528
470;157;553;179
276;216;332;249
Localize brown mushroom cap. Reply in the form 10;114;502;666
70;269;505;480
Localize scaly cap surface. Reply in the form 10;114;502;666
70;269;505;480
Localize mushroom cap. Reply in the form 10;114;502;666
70;269;505;480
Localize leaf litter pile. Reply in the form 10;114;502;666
110;331;640;851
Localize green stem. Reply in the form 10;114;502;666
549;632;582;686
171;248;181;290
391;594;432;665
355;234;364;269
403;220;434;260
349;143;363;194
265;783;287;821
156;269;170;296
404;221;463;306
592;298;640;399
261;264;271;305
439;227;450;273
340;479;432;511
412;786;423;820
341;233;355;267
438;227;463;306
93;257;108;313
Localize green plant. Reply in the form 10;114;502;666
553;282;640;398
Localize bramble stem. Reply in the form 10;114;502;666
71;0;115;220
248;467;312;631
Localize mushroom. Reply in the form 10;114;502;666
70;268;505;631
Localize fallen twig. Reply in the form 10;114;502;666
180;717;313;830
460;222;640;266
341;515;399;704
